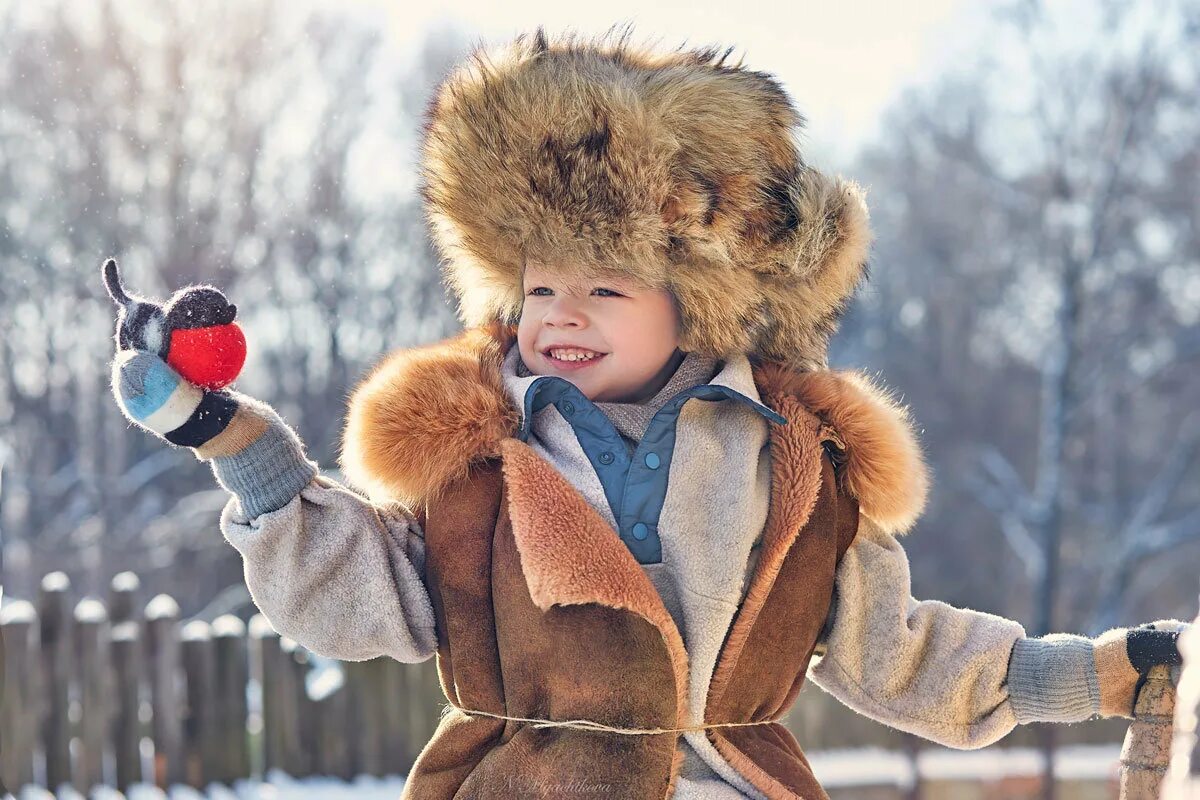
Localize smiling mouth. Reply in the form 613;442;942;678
542;347;608;367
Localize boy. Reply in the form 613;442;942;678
112;26;1187;800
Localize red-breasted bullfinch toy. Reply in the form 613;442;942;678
102;258;246;390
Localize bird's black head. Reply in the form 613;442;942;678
164;285;238;329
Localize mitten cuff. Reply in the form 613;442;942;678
193;400;270;459
200;394;319;519
1007;634;1100;723
1094;627;1140;718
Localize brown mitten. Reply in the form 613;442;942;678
1094;619;1188;718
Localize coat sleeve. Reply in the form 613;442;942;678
807;514;1101;749
218;473;439;665
196;392;439;664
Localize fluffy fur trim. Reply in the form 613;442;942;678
419;25;873;370
337;322;520;509
754;363;930;535
340;324;928;535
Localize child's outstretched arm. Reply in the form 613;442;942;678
807;514;1186;749
111;350;438;665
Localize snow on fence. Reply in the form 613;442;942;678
0;571;444;797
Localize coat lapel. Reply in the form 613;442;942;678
499;437;692;727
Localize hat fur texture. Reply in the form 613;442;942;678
419;25;874;370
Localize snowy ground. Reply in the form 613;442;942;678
3;744;1124;798
7;772;410;800
809;743;1122;788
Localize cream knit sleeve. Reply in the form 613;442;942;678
807;515;1035;749
219;473;438;665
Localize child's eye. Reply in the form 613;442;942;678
525;287;622;297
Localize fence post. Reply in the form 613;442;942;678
1;600;38;792
107;571;140;624
73;598;112;795
312;662;352;779
338;659;367;777
110;619;142;793
347;658;389;777
212;614;250;784
370;658;393;776
108;571;143;793
381;658;413;776
249;614;283;777
145;593;184;789
280;636;314;778
181;620;218;790
37;571;72;793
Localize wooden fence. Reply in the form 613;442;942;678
4;568;1188;799
0;570;445;796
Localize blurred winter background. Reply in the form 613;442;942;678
0;0;1198;797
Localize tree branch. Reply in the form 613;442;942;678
959;451;1045;580
1122;409;1200;538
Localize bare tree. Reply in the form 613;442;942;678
0;0;467;613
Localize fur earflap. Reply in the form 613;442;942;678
337;322;520;509
419;25;873;370
755;363;931;535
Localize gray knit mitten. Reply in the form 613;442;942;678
110;349;318;518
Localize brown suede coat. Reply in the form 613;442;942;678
338;323;925;799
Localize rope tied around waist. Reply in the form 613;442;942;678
441;699;779;735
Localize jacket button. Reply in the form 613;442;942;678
644;452;660;469
632;522;649;540
561;401;575;416
598;451;614;465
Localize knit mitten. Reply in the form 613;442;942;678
111;349;318;518
1092;619;1187;718
1007;618;1189;723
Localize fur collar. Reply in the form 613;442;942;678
338;323;929;535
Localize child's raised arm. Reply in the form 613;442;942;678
110;350;437;665
808;514;1186;749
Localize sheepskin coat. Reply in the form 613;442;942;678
215;318;1071;800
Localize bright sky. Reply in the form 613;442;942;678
348;0;982;168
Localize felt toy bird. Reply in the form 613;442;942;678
102;258;246;390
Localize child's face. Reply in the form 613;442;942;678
517;261;683;403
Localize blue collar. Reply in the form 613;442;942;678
516;374;786;444
512;367;786;565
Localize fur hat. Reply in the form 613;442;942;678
418;25;873;370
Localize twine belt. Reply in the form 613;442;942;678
442;700;778;735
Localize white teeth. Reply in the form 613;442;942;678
549;348;601;362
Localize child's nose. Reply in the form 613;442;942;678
543;298;586;328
